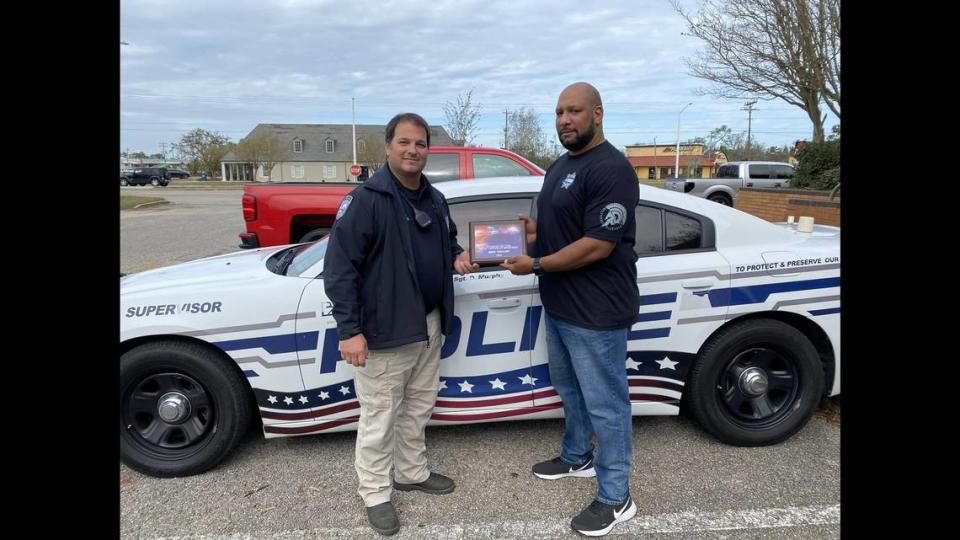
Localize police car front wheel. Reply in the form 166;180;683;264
120;340;252;477
686;318;824;446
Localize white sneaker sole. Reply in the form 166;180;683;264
574;500;637;537
533;467;597;480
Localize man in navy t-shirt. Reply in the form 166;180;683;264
502;82;640;537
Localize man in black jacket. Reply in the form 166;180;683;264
323;112;477;536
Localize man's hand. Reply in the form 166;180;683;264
501;254;534;275
454;250;479;275
518;213;537;246
339;334;368;367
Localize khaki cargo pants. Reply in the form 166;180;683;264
353;308;442;507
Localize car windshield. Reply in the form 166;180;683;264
286;237;329;277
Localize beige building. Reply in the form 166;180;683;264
221;123;454;182
625;143;726;182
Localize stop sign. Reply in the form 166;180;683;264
350;164;361;176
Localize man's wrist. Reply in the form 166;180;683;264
532;257;544;276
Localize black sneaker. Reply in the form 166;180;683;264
532;455;596;480
365;501;400;536
570;496;637;537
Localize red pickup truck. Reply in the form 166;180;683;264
239;146;544;248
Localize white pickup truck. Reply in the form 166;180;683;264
664;161;795;206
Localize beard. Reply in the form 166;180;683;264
559;125;595;152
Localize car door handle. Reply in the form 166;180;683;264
488;298;521;309
681;278;715;289
745;182;754;187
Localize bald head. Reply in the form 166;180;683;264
560;82;603;109
555;82;605;155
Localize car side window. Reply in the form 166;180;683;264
748;164;770;179
773;165;794;179
716;165;738;179
472;154;531;178
448;197;533;258
665;210;702;251
423;153;461;183
634;206;663;255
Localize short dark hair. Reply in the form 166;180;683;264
385;113;431;146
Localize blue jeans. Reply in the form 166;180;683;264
544;313;631;505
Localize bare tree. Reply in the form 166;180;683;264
673;0;840;142
442;90;482;146
507;108;554;168
357;134;385;172
175;129;233;175
235;133;289;181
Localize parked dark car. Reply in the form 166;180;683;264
120;168;169;187
163;168;191;179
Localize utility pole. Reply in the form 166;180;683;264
503;109;509;149
743;100;757;160
351;97;357;179
653;136;657;180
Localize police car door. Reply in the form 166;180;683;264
438;195;539;418
622;202;730;414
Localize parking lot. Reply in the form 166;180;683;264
120;187;840;539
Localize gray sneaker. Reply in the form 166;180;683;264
393;472;456;494
365;501;400;536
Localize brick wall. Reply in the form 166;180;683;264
735;187;840;226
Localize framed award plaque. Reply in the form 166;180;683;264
468;220;526;263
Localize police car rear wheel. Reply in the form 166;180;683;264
120;341;252;477
686;319;823;446
120;178;129;186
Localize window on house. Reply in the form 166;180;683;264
293;140;303;153
292;165;304;178
325;139;335;153
323;165;337;178
260;164;271;177
648;167;656;179
357;139;366;153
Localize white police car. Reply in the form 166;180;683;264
121;177;840;477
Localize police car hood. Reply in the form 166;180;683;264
121;246;288;295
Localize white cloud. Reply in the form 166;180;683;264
119;0;835;153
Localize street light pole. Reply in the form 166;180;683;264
675;102;692;178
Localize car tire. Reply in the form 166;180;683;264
298;228;331;243
120;178;129;186
150;177;160;187
685;318;823;446
120;340;252;477
708;193;733;206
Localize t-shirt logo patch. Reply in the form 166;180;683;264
335;195;353;220
560;172;576;190
600;203;627;230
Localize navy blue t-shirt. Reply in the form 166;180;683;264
535;141;640;329
398;179;444;315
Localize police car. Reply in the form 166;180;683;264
121;177;840;477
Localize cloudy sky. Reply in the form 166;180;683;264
120;0;838;156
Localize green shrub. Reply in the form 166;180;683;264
793;140;840;190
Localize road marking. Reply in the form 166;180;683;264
149;504;839;539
